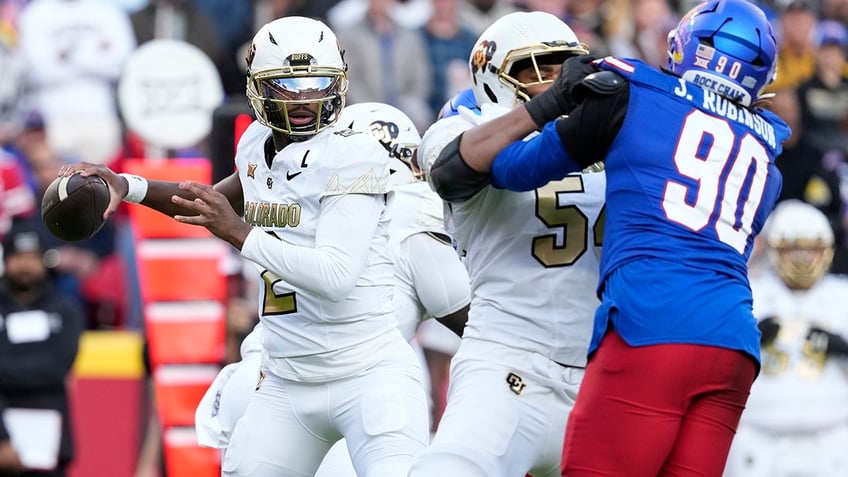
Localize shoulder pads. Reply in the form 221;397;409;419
573;71;626;102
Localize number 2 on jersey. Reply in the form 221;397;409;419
662;110;769;254
261;270;297;315
533;176;605;267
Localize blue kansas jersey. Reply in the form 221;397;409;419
492;58;791;362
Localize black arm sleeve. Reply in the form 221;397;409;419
430;134;492;202
555;75;630;168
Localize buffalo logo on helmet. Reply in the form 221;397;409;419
366;120;400;149
470;40;497;77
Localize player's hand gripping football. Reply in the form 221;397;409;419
172;181;253;250
59;162;127;221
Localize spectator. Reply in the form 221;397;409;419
796;19;848;156
0;36;24;146
0;0;31;144
567;0;614;56
822;0;848;24
457;0;519;35
17;0;136;166
768;89;813;202
335;0;432;130
769;0;819;92
0;149;35;241
794;19;848;273
420;0;478;121
607;0;678;66
0;218;85;477
327;0;431;30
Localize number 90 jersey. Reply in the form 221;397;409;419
588;58;791;359
234;121;396;364
420;114;605;368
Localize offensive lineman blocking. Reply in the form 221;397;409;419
409;12;604;477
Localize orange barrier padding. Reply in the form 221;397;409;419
135;238;229;303
146;301;226;366
123;158;213;239
153;364;220;428
163;427;221;477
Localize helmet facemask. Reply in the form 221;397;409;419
763;199;836;291
768;240;834;290
499;45;589;105
247;66;347;139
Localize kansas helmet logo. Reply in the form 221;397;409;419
470;40;497;76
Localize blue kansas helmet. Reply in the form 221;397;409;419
666;0;778;107
438;87;480;120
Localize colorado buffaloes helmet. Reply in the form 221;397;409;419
666;0;778;107
246;17;348;139
765;200;835;290
468;11;588;109
339;102;423;182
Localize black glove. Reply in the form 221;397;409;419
757;316;780;346
524;54;600;127
805;326;848;357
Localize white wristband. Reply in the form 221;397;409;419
119;173;149;203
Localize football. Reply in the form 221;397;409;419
41;172;111;242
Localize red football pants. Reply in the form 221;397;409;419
561;330;757;477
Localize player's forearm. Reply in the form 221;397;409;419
139;180;204;218
241;194;382;301
490;121;583;191
459;106;539;173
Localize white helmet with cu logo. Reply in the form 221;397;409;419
338;102;423;183
246;16;348;140
468;11;588;109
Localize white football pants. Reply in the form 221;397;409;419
221;333;429;477
408;339;584;477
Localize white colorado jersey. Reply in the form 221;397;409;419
389;181;469;339
744;272;848;431
235;121;396;361
389;181;447;245
419;114;604;367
